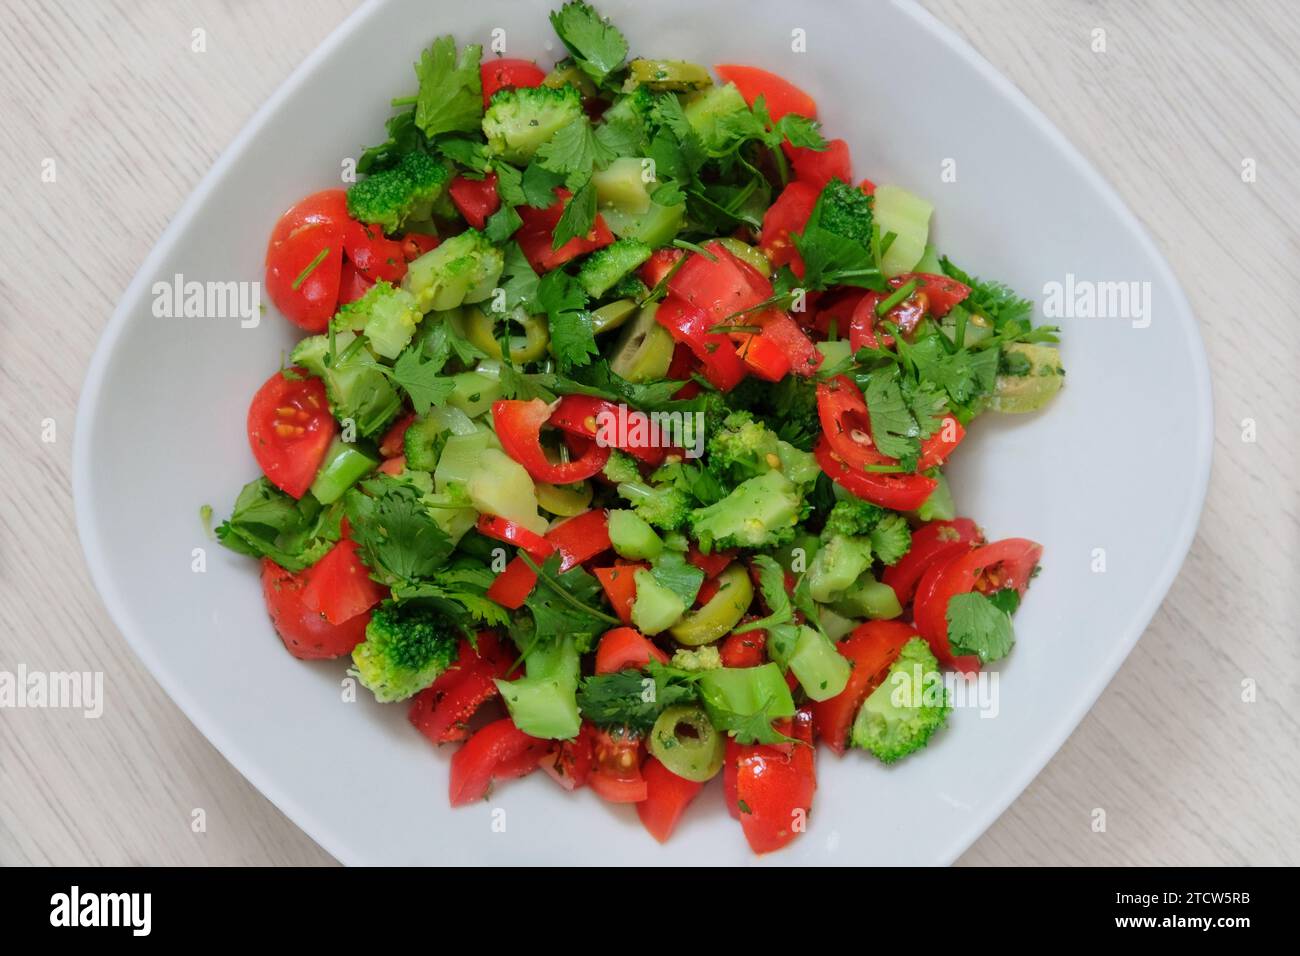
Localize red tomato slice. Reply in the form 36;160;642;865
811;621;916;753
896;273;972;317
299;537;386;625
549;395;664;466
882;518;983;607
668;244;767;323
341;220;407;283
759;180;819;273
449;718;548;806
400;233;439;261
480;57;546;106
654;295;748;392
265;189;351;331
637;757;704;843
720;630;766;669
594;565;645;626
516;190;613;272
260;559;369;660
640;248;684;288
812;289;865;338
785;137;851;189
589;727;647;803
476;513;554;559
714;64;817;120
378;413;415;459
729;708;816;853
337;259;375;305
493;398;611;483
539;722;596;790
408;633;515;744
814;438;937;512
448;173;501;230
595;627;669;674
247;369;336;499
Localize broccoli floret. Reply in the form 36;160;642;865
707;410;820;490
814;178;874;247
612;273;649;300
869;513;912;566
577;238;652;299
727;374;821;452
602;449;642;485
402;229;505;312
482;84;584;164
350;601;458;702
603;85;656;130
821;498;886;539
851;637;950;763
616;480;692;532
290;332;402;438
689;470;804;553
671;645;722;671
807;535;874;603
347;149;450;234
332;281;422;359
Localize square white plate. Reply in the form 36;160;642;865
75;0;1211;865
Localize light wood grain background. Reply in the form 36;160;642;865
1;0;1296;866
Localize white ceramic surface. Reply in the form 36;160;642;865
74;0;1212;865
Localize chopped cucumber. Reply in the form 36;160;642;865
874;185;933;278
697;664;795;726
309;438;377;504
600;200;686;247
446;368;504;419
592;157;654;215
608;509;664;560
631;568;686;634
683;83;748;151
829;574;903;620
913;470;955;521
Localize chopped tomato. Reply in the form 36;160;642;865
728;708;816;853
896;273;971;317
785;137;851;189
882;518;983;606
640;248;684;288
595;627;669;674
449;718;549;806
448;173;501;230
378;413;415;458
476;513;554;559
487;510;611;609
714;64;817;120
637;758;704;843
720;630;766;668
811;621;916;753
260;559;369;660
337;259;375;305
516;189;613;272
376;455;405;475
589;727;647;803
409;633;515;744
594;565;645;626
400;233;439;261
265;189;350;331
654;295;748;392
246;369;336;499
912;538;1042;672
759;180;818;273
341;220;407;283
480;57;546;106
667;244;767;324
811;289;865;338
493;398;612;483
815;438;936;512
539;723;596;790
300;537;386;625
687;546;735;579
734;332;791;381
549;395;664;466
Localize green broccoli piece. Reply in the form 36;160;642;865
332;281;422;359
727;374;821;451
350;601;458;702
402;229;505;312
602;449;642;485
808;501;912;600
689;470;804;553
851;637;950;763
347;149;450;234
671;645;722;671
290;332;402;438
577;238;652;299
814;177;874;247
482;84;584;164
869;513;912;566
612;273;649;300
821;498;886;538
616;480;693;532
602;85;656;131
807;535;874;603
706;410;820;490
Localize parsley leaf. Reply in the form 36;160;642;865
537;270;598;369
860;364;947;469
706;695;797;746
946;591;1015;663
483;203;522;244
649;552;705;606
215;478;342;571
344;476;453;587
795;226;885;291
536;117;616;180
393;561;511;630
521;163;568;208
520;552;619;651
390;348;454;415
493;162;527;206
549;1;629;85
939;256;1034;329
536;360;685;410
414;37;483;138
551;179;598;250
734;555;792;634
577;664;699;733
498;242;540;311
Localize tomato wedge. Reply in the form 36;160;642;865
409;632;515;744
549;395;664;466
341;219;407;283
811;621;916;753
594;564;645;626
595;627;669;674
449;718;549;806
480;57;546;106
728;708;816;853
516;189;613;272
539;722;596;791
720;630;766;669
667;245;767;324
247;369;336;499
815;438;936;511
589;727;647;803
260;559;369;660
759;180;819;272
337;259;375;305
881;518;983;607
896;273;972;317
448;173;501;230
493;398;612;483
912;538;1043;672
785;137;851;189
265;189;350;331
486;509;611;609
640;248;684;288
637;758;704;843
654;295;748;392
714;64;817;120
299;536;386;625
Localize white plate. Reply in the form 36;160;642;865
75;0;1212;865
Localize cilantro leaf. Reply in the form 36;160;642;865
859;364;948;469
520;552;619;651
734;555;793;634
537;269;598;369
536;360;684;410
649;552;705;606
939;256;1034;329
493;162;527;206
215;478;342;571
521;163;568;208
706;695;797;746
945;591;1015;663
436;134;489;174
794;226;885;291
483;203;522;244
537;117;616;180
498;242;540;311
551;179;597;250
390;348;454;415
393;561;511;630
344;476;453;587
414;37;483;138
549;1;629;85
577;664;699;733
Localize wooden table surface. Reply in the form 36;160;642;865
2;0;1296;866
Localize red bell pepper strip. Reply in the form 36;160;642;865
476;513;554;559
594;564;645;626
549;395;664;466
486;510;611;609
814;438;937;511
493;398;612;484
654;295;747;392
409;632;515;744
